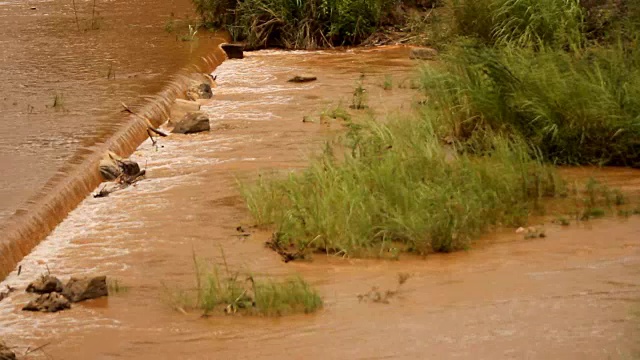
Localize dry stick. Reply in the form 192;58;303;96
71;0;80;31
24;342;51;357
91;0;96;29
121;102;168;137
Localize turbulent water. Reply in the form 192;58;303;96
0;0;226;277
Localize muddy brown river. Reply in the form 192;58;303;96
1;2;639;359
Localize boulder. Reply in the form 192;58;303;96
288;75;317;83
119;159;141;177
0;341;16;360
26;275;63;294
409;47;438;61
99;151;123;181
22;292;70;312
62;276;108;303
221;43;244;59
186;81;213;101
172;111;210;134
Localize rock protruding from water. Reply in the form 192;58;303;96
409;47;438;60
0;340;16;360
288;75;317;83
186;82;213;101
25;275;63;294
22;292;70;313
99;151;123;181
172;111;210;134
62;276;108;303
221;43;244;59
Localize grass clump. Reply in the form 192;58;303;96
191;0;400;49
242;111;561;258
419;41;640;167
168;257;322;317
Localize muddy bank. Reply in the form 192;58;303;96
0;47;638;359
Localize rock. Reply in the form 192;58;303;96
220;43;244;59
186;81;213;101
26;275;63;294
0;340;16;360
409;47;438;61
119;159;141;177
288;75;317;83
22;292;70;312
99;151;123;181
172;111;210;134
62;276;108;302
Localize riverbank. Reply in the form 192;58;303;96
1;46;639;359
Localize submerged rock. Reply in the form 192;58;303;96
186;81;213;101
62;276;108;303
288;75;317;83
172;111;210;134
99;151;123;181
0;340;16;360
409;47;438;61
221;43;244;59
26;275;63;294
22;292;70;312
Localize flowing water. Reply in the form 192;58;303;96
0;0;226;277
0;43;638;359
0;2;640;359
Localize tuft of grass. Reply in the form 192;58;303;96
350;74;368;110
180;24;199;42
241;110;561;258
107;279;129;294
382;75;393;90
168;256;322;317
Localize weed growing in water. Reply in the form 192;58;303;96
358;272;412;304
180;24;199;42
107;279;129;294
241;110;561;258
166;254;322;316
350;74;368;110
382;75;393;90
52;92;64;109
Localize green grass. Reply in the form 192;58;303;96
168;256;322;316
107;278;129;294
242;110;562;258
192;0;399;49
418;41;640;167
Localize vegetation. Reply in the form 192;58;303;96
191;0;407;48
242;110;562;258
167;256;322;316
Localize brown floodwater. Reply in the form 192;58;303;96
0;44;639;359
0;0;226;277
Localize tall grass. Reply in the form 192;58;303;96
168;257;322;316
419;41;640;166
242;112;561;258
192;0;397;48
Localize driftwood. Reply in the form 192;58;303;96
121;102;168;137
94;166;146;198
0;285;17;302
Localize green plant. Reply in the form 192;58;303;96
241;110;561;258
351;74;367;109
180;24;199;41
382;75;393;90
107;279;129;294
168;254;322;316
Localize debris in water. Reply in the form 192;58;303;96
26;275;63;294
0;285;17;303
22;292;70;313
288;75;317;83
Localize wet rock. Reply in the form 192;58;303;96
288;75;317;83
119;159;141;177
0;340;16;360
186;81;213;101
22;292;70;312
409;47;438;61
172;111;210;134
62;276;108;302
99;151;123;181
26;275;63;294
221;43;244;59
